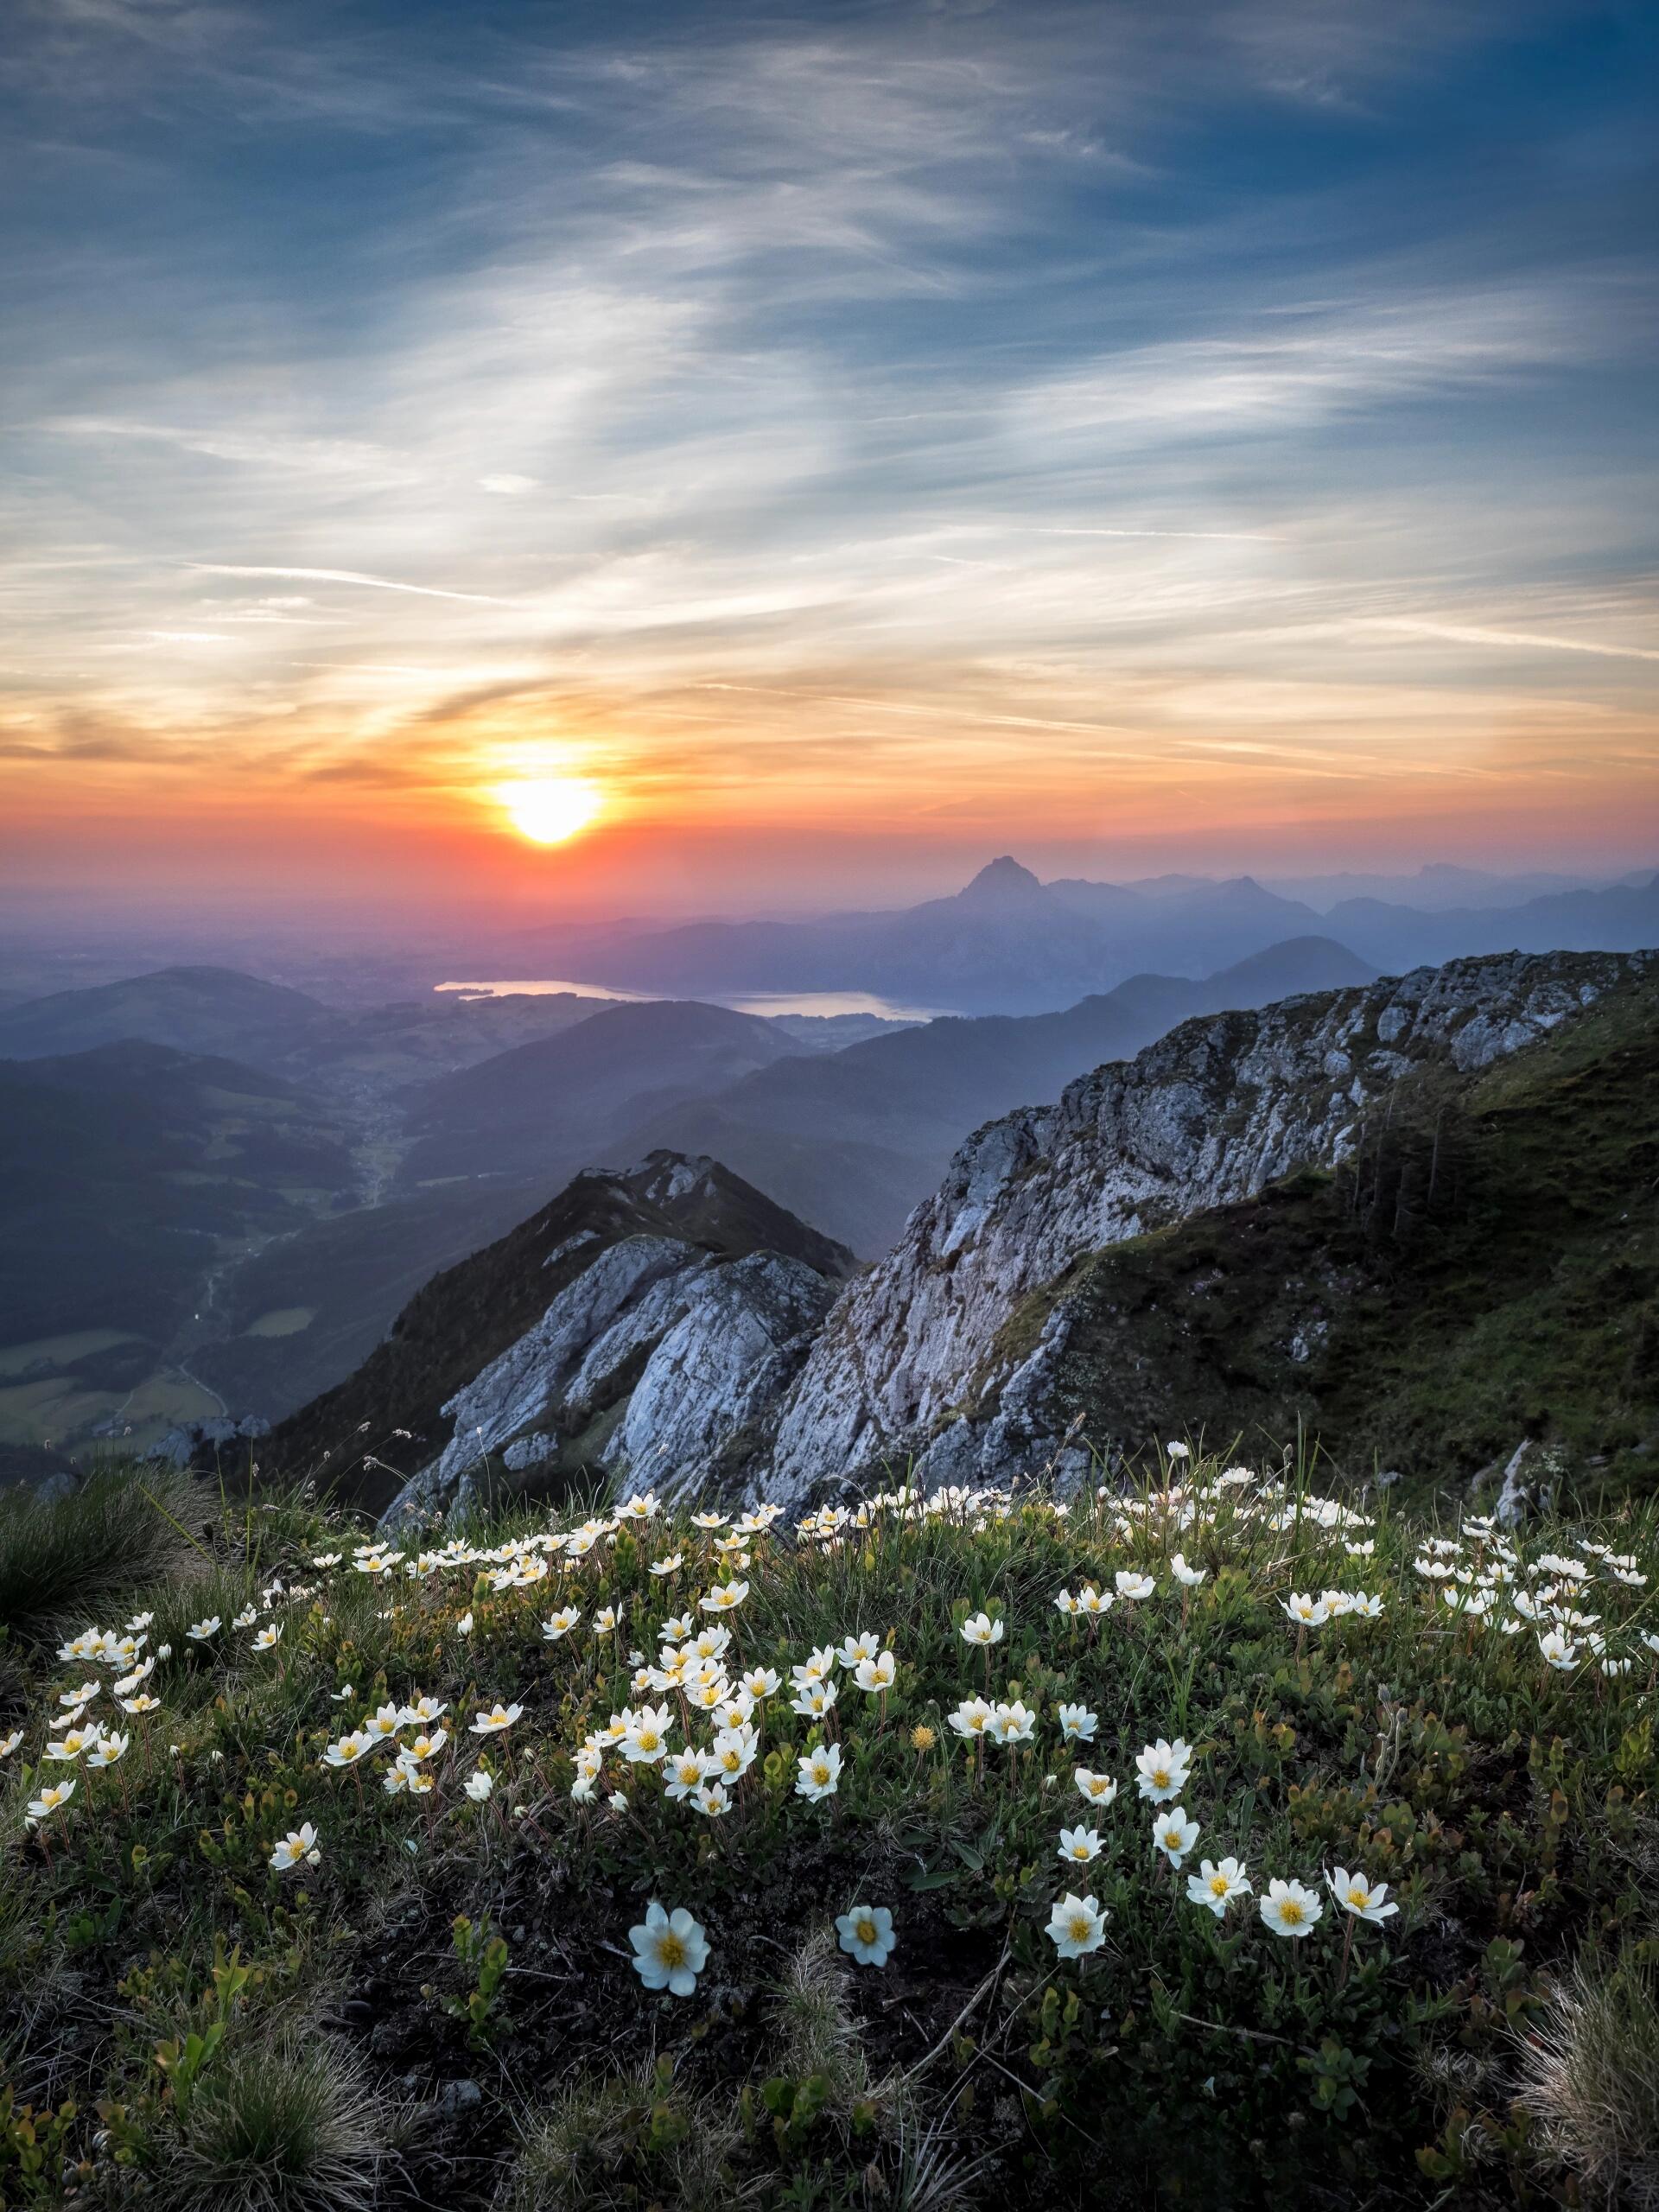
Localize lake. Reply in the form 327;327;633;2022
435;981;941;1021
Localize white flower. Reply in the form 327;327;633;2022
1170;1554;1206;1587
836;1904;896;1967
854;1650;897;1694
1259;1878;1324;1939
1152;1805;1200;1869
45;1726;102;1763
795;1744;842;1802
1073;1767;1118;1807
187;1617;221;1642
1057;1824;1102;1865
253;1624;283;1651
0;1730;22;1761
649;1554;684;1580
323;1731;373;1768
1115;1571;1156;1601
791;1680;839;1721
742;1667;781;1700
664;1748;710;1802
709;1724;759;1784
1057;1703;1097;1743
959;1611;1003;1648
541;1607;581;1641
1046;1891;1108;1959
700;1580;749;1613
464;1769;493;1802
948;1698;994;1739
990;1700;1036;1745
86;1731;130;1768
629;1902;709;1997
838;1632;882;1669
454;1611;474;1637
270;1823;321;1872
1134;1737;1192;1803
1538;1630;1580;1670
1327;1867;1399;1924
1283;1593;1329;1627
26;1779;77;1825
469;1702;523;1735
1187;1857;1251;1916
690;1781;731;1818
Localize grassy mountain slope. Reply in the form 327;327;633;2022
1029;974;1659;1502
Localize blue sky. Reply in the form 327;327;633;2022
2;0;1656;912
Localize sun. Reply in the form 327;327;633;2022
495;776;604;846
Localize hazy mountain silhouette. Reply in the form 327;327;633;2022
608;936;1376;1254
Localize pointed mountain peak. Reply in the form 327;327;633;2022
956;855;1046;907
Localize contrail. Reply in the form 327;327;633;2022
1033;526;1284;543
1379;619;1659;664
184;563;506;605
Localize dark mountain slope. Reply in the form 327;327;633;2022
1038;972;1659;1503
621;936;1376;1253
268;1152;855;1508
0;1041;356;1347
399;999;804;1186
0;966;335;1068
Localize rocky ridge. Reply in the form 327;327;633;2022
760;950;1655;1505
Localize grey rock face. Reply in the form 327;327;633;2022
760;950;1650;1508
381;1239;836;1527
611;1253;839;1504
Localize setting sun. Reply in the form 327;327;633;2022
496;776;604;846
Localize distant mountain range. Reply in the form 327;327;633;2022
493;855;1659;1016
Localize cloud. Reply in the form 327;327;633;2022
1373;620;1659;664
181;564;510;605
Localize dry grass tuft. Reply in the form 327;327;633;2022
1517;1949;1659;2206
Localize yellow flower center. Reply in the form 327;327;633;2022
1211;1877;1229;1896
856;1918;877;1944
1152;1768;1168;1788
1347;1886;1368;1907
658;1932;686;1968
1281;1901;1304;1925
1067;1914;1092;1942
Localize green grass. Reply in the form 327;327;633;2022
2;1460;1657;2208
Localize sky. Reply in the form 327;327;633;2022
2;0;1657;922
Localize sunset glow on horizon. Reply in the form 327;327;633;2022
2;1;1655;921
